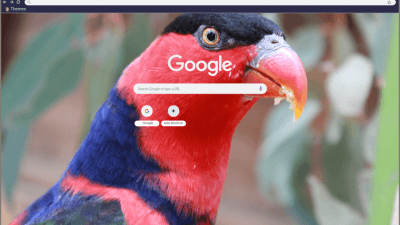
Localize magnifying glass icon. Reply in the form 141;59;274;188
25;0;31;4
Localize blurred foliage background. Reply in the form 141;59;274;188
1;13;399;225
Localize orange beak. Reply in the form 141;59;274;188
244;36;308;121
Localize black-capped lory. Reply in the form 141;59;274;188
10;13;307;225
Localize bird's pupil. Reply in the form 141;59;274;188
207;32;216;42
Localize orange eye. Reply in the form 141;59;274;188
202;27;219;46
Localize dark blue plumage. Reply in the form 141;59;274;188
15;87;211;225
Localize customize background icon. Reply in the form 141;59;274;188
141;105;153;117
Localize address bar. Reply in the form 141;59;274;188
25;0;396;5
134;83;267;94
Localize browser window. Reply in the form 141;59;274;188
1;5;398;225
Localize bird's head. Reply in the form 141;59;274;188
117;13;307;168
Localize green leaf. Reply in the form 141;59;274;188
286;25;325;71
121;14;153;68
368;14;399;225
358;169;373;215
256;99;321;212
362;113;379;164
1;14;85;205
354;14;396;75
323;121;366;215
308;175;365;225
80;14;153;139
353;14;380;50
82;29;125;123
1;126;30;206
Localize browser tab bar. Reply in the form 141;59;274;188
25;0;396;5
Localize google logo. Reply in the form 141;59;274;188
168;55;233;76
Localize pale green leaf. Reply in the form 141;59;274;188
362;112;379;164
323;121;366;214
357;169;373;215
287;25;325;71
1;14;85;204
257;99;321;205
80;14;153;138
308;175;365;225
353;14;396;75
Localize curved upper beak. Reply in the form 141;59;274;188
244;35;308;121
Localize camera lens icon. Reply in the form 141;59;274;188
141;105;153;117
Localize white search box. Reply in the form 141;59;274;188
134;83;267;94
25;0;396;5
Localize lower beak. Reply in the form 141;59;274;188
244;43;308;121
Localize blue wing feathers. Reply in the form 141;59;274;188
16;87;212;225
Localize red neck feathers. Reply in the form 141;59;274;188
117;33;257;219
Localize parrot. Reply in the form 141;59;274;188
10;13;307;225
